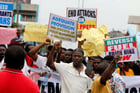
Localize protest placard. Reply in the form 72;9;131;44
0;2;13;26
67;8;97;31
48;13;77;42
0;27;17;44
105;36;139;62
24;23;48;42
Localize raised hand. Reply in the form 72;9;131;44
44;38;51;45
53;41;62;50
113;52;121;63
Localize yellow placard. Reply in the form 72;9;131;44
24;23;48;42
77;20;96;31
78;24;109;56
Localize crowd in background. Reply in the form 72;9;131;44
0;30;140;93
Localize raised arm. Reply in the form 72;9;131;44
100;53;121;85
56;48;62;63
47;41;61;71
29;39;51;61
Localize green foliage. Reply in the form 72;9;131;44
11;22;19;28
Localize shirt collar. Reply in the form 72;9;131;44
2;68;23;74
69;62;88;77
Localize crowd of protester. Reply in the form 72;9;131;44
0;30;140;93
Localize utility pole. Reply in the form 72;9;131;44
16;0;20;24
78;0;84;8
78;0;85;48
78;0;80;8
82;0;84;8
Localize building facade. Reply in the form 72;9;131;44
0;0;39;24
128;16;140;32
1;0;31;4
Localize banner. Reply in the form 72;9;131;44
67;8;97;31
0;27;17;44
0;2;13;26
24;23;48;42
39;71;61;93
48;13;77;42
105;36;139;62
122;76;140;93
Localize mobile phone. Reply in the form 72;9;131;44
85;62;93;76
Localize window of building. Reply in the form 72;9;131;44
22;15;36;22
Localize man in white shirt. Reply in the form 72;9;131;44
47;41;92;93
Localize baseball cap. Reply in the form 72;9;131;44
9;38;26;46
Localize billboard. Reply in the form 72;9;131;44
0;2;13;26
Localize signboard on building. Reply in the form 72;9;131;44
66;8;97;31
104;36;139;62
48;13;77;42
0;2;13;26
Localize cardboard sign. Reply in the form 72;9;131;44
48;13;77;42
0;27;17;44
0;2;13;26
67;8;97;31
105;36;139;62
24;23;48;42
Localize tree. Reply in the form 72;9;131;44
11;22;19;28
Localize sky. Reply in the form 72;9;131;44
31;0;140;32
31;0;140;49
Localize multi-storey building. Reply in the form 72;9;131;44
128;16;140;32
1;0;31;4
